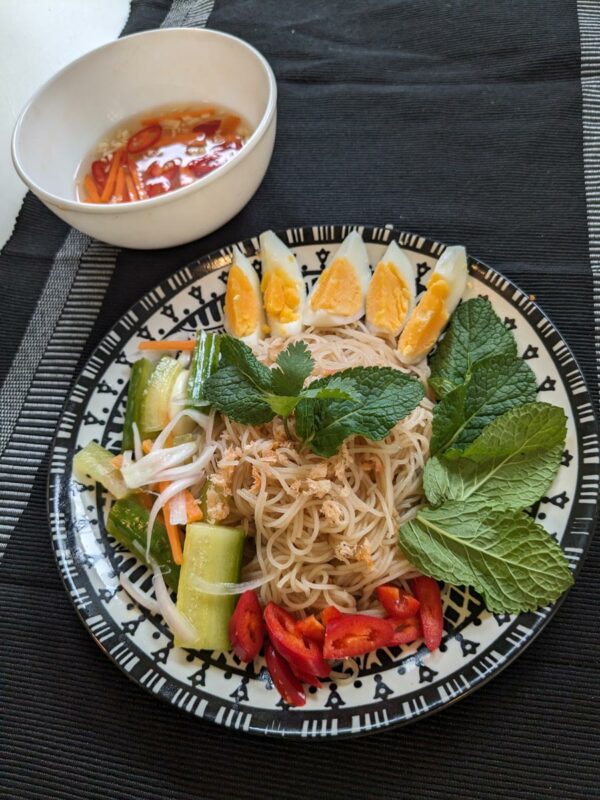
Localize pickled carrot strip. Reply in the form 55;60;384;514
127;156;148;200
83;175;101;203
113;166;126;202
124;169;138;201
219;115;241;136
100;149;123;202
138;340;196;351
140;107;216;126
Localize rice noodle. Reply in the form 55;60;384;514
197;323;432;614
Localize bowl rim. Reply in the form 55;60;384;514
11;27;277;214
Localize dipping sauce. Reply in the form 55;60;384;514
77;104;251;204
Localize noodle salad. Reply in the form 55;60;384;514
75;231;573;707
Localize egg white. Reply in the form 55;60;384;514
223;245;266;347
303;231;371;327
366;239;416;337
259;230;306;337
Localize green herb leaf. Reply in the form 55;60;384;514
304;367;425;457
399;502;573;613
264;394;301;417
203;365;275;425
430;354;538;454
219;335;272;391
271;341;314;396
424;402;566;510
429;298;517;398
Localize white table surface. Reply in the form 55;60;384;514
0;0;130;250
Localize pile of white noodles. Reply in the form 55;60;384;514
201;323;433;613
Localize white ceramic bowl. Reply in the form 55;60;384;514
11;28;277;249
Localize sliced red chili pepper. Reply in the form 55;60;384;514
320;606;343;626
265;643;306;707
91;160;109;191
187;157;218;178
160;161;181;190
323;614;395;659
296;614;325;646
145;161;162;179
228;590;264;662
264;602;330;678
287;661;322;689
127;124;162;154
146;182;168;198
411;576;444;651
387;615;422;646
376;584;421;620
192;119;221;137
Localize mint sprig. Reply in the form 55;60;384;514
203;335;425;454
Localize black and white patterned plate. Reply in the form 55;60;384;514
48;225;599;738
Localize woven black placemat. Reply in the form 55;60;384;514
1;1;598;798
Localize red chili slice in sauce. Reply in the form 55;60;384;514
192;119;221;137
91;160;109;191
126;124;162;154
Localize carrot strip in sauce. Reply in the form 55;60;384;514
138;340;196;352
83;175;101;203
128;156;148;199
113;166;126;202
141;108;216;126
219;115;241;136
99;149;123;202
124;169;138;201
158;481;184;565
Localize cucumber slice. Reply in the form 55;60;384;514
140;356;182;435
175;522;245;651
122;358;154;451
187;331;220;408
106;498;180;591
169;369;196;437
73;441;130;499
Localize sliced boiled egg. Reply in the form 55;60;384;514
366;240;416;337
259;230;306;337
303;231;371;327
224;245;266;346
397;245;468;365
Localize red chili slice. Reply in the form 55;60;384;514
376;584;421;620
228;590;264;663
146;182;168;198
411;576;444;651
187;157;218;178
320;606;343;626
91;160;109;191
145;161;162;179
265;643;306;707
387;615;423;646
296;614;325;646
192;119;221;137
127;124;162;154
287;661;322;689
323;614;395;659
264;602;330;678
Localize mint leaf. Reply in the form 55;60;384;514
271;341;314;396
429;298;517;397
203;365;275;425
219;335;272;391
305;367;425;457
424;402;566;510
399;502;573;613
294;396;318;442
430;354;537;454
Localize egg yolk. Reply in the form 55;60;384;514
261;267;300;323
225;265;259;337
397;273;450;359
366;261;411;333
310;258;362;316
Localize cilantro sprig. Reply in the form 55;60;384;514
202;335;425;456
